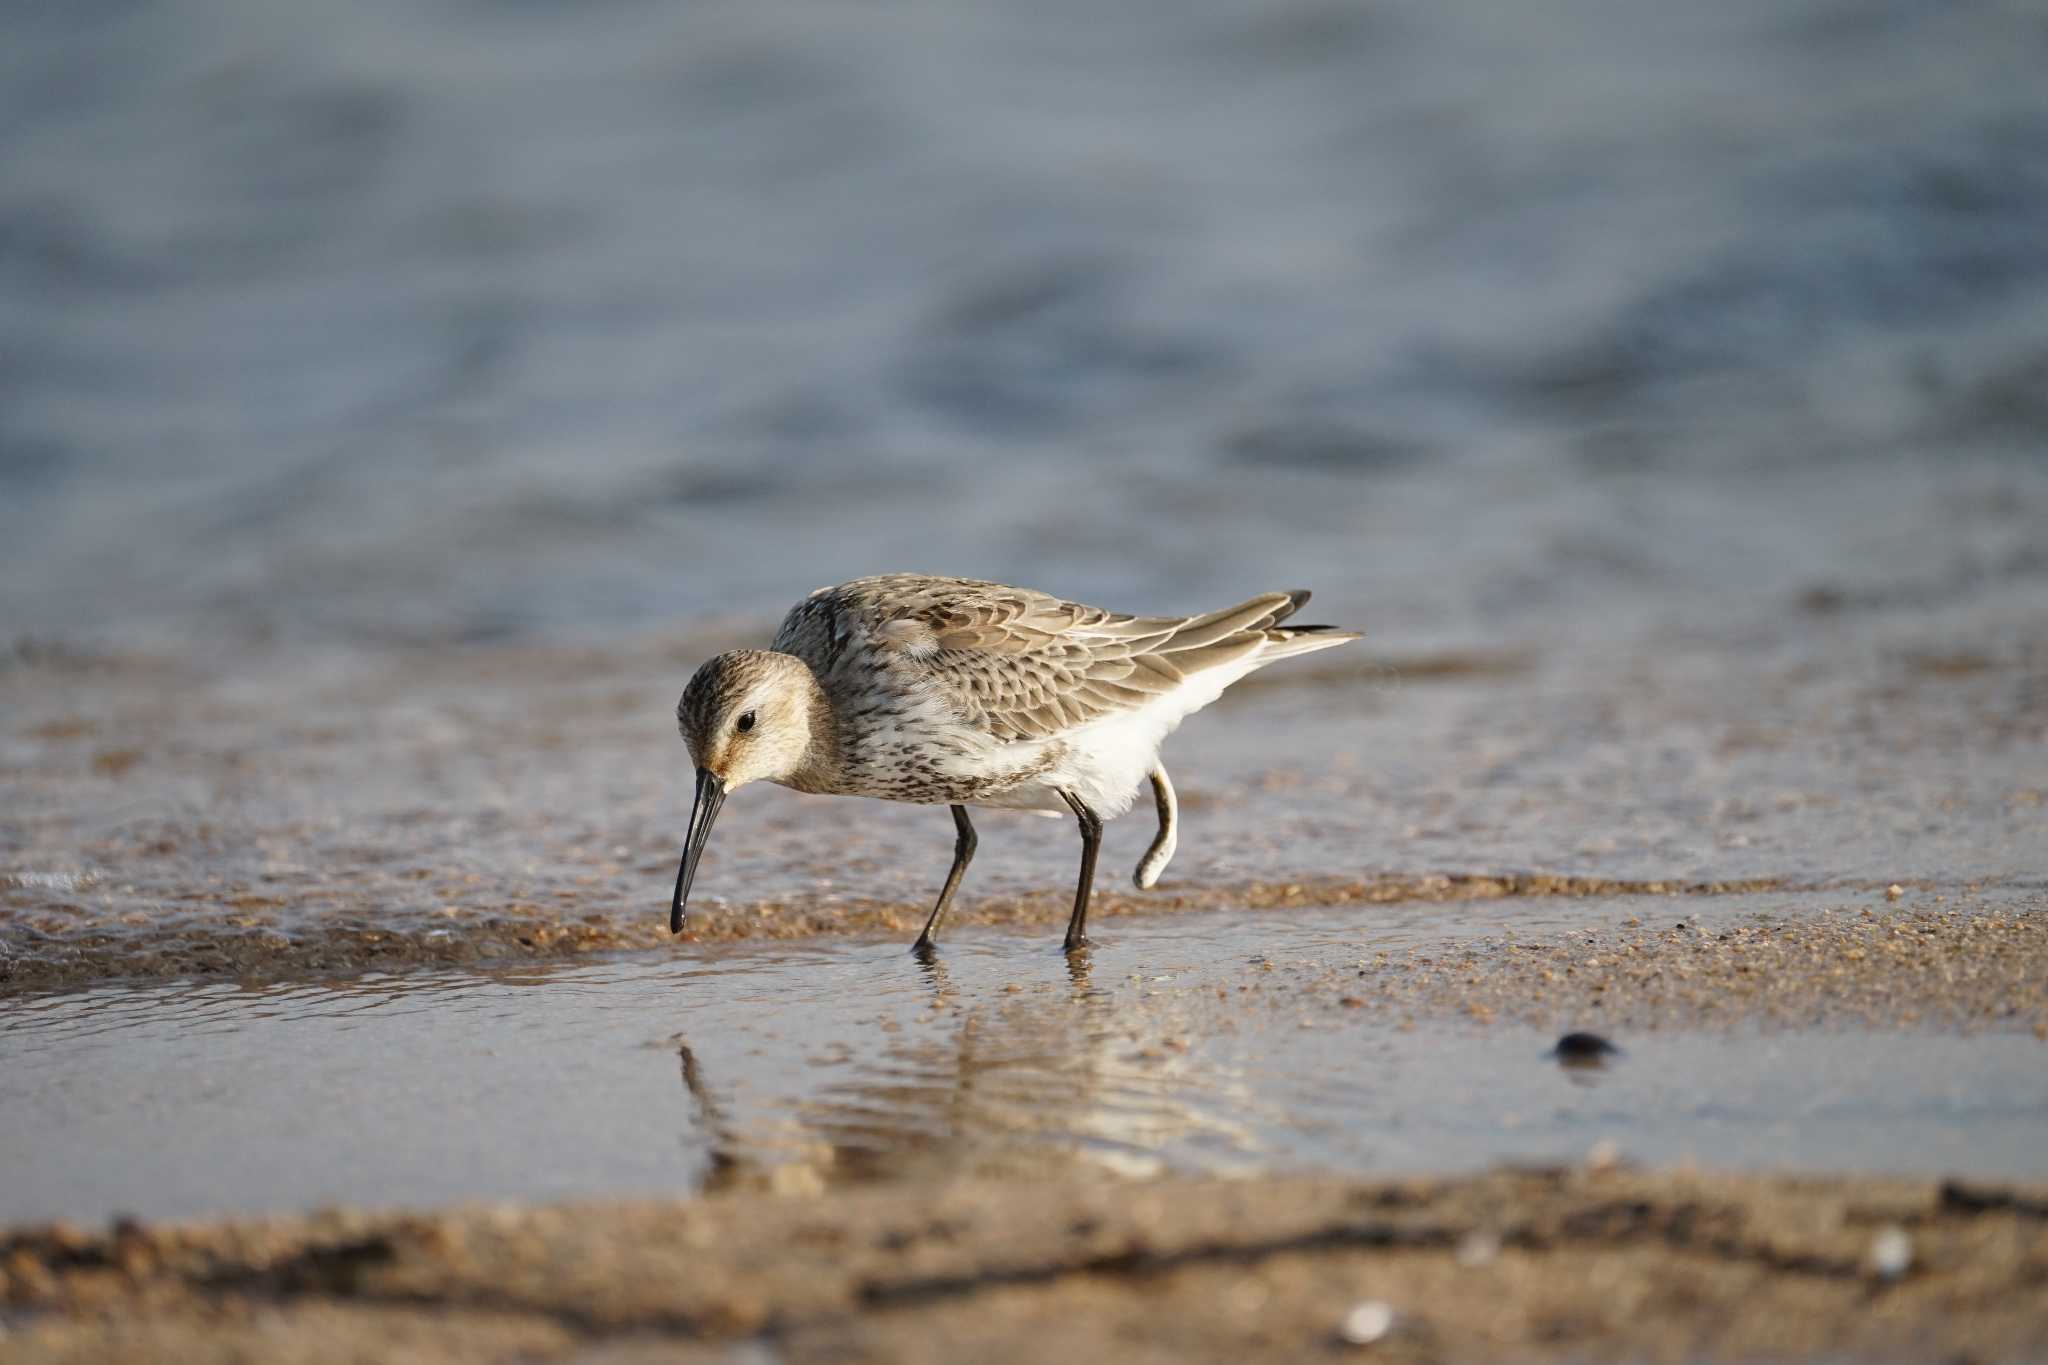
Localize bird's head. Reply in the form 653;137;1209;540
670;649;821;933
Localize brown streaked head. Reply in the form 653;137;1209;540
670;650;821;933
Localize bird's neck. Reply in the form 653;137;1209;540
780;662;845;795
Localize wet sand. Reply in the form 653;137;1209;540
5;608;2042;994
0;866;1799;995
1314;893;2048;1034
7;1167;2047;1364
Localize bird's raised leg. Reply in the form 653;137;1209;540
913;804;977;954
1134;764;1177;889
1058;788;1103;952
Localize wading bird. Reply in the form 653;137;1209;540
672;574;1358;953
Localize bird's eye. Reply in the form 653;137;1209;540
736;711;756;734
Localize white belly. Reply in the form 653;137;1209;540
970;653;1264;819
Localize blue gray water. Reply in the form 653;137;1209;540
3;0;2045;653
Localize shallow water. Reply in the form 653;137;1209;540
5;900;2042;1224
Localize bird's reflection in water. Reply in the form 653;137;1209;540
913;948;955;1003
675;1041;746;1192
1555;1056;1612;1090
673;943;1262;1193
1065;945;1096;998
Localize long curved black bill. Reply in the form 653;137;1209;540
671;767;726;934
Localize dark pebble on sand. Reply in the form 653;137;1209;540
1551;1032;1620;1063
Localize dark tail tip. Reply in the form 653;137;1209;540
1274;589;1311;624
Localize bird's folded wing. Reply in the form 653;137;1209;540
881;582;1310;742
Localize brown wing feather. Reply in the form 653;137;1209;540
782;575;1329;743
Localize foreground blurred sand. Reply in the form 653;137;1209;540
7;1166;2046;1363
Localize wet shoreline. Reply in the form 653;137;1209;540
2;865;1806;995
7;613;2042;997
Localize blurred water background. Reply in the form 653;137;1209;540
5;0;2045;654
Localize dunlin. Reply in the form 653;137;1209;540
671;574;1359;952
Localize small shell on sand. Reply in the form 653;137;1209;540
1339;1300;1396;1345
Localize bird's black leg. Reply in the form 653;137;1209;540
913;804;977;954
1058;788;1103;952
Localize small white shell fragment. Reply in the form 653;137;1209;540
1585;1138;1621;1171
1338;1300;1395;1345
1885;884;1905;901
1868;1224;1913;1279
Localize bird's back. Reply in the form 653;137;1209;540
769;576;1358;814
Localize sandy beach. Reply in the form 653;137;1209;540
8;1166;2048;1363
